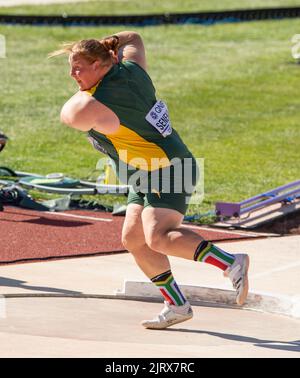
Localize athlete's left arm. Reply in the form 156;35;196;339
60;91;120;134
103;31;147;71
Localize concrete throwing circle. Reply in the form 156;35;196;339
0;296;299;357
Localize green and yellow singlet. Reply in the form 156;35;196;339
87;60;193;177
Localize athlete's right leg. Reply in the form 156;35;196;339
121;203;171;278
121;203;193;329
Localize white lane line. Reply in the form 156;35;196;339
251;261;300;278
44;212;113;222
181;224;260;237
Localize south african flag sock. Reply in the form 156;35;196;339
151;270;186;306
194;240;235;271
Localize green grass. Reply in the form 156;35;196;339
1;0;300;15
0;19;300;216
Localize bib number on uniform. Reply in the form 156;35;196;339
145;100;172;138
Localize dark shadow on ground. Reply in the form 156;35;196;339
0;276;82;295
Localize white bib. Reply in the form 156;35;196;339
145;100;172;138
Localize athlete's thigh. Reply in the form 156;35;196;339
141;206;184;238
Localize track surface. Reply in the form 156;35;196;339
0;206;265;265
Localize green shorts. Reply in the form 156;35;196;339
127;190;193;215
126;157;199;215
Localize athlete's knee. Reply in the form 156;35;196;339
145;231;168;252
121;231;136;251
121;228;145;253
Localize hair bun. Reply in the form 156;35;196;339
101;35;119;54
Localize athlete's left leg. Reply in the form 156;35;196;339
142;207;249;306
142;207;199;259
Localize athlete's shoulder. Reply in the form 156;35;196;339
121;59;146;72
60;91;119;134
120;59;154;89
60;91;91;122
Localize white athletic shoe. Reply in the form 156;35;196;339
224;253;250;305
141;301;193;330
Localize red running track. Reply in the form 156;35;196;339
0;207;264;265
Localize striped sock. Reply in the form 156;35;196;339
151;270;186;306
194;240;235;271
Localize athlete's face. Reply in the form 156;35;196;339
69;55;102;91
